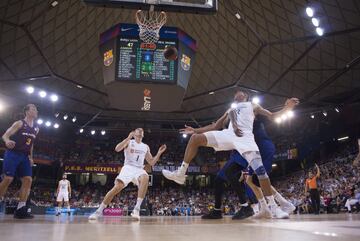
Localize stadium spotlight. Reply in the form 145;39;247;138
50;94;58;102
312;18;320;27
37;119;43;125
281;114;288;121
335;108;340;113
322;111;327;117
316;27;324;36
79;128;84;133
231;102;237;109
310;114;315;119
53;123;59;129
51;1;58;7
182;133;188;138
209;91;215;95
55;113;60;118
63;114;68;120
306;7;314;17
26;86;35;94
39;90;47;98
275;117;282;124
286;110;294;118
91;130;96;135
77;85;83;89
252;96;260;104
72;116;77;123
272;164;277;167
45;121;51;127
337;136;349;141
101;130;106;136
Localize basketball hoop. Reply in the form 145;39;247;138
135;6;167;43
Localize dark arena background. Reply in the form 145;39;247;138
0;1;360;241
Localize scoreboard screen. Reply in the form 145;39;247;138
116;38;177;84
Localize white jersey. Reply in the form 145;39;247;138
124;139;149;168
228;102;255;135
58;180;70;193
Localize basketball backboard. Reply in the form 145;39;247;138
83;0;218;14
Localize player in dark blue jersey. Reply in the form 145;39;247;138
0;104;39;219
202;117;294;219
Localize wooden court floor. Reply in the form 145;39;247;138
0;214;359;241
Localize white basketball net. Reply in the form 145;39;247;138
136;9;167;43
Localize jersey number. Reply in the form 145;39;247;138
26;138;32;145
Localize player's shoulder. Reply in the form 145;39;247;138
13;120;24;128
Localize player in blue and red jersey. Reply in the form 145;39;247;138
0;104;39;219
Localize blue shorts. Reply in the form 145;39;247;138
217;151;248;182
2;150;32;177
248;139;275;175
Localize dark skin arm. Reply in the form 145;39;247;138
180;111;229;135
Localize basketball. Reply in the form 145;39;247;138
164;46;178;60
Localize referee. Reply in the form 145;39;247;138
305;164;321;215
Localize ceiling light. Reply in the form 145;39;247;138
79;128;84;133
281;114;288;121
55;113;60;118
235;13;241;20
39;90;47;98
72;116;77;123
310;114;315;119
306;7;314;17
209;91;215;95
316;27;324;36
335;108;340;113
275;117;282;124
101;130;106;136
51;1;58;7
322;111;327;117
272;164;277;167
337;136;349;141
252;96;260;104
91;130;96;135
231;102;237;109
45;121;51;127
77;85;83;89
37;119;43;125
311;18;319;27
54;123;59;129
50;94;58;102
182;133;188;138
63;114;68;120
286;110;294;118
26;86;34;94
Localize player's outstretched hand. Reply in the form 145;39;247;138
128;131;135;139
285;98;300;109
158;144;167;154
179;125;196;135
5;140;16;149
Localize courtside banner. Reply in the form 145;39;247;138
64;163;122;174
103;208;123;216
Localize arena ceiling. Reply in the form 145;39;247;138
0;0;360;127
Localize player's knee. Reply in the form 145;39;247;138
140;174;149;183
189;134;206;146
1;176;14;185
254;166;268;180
114;181;124;192
21;176;32;185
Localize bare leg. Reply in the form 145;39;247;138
246;176;264;200
0;176;14;198
183;134;208;164
103;180;124;205
137;174;149;199
19;176;32;202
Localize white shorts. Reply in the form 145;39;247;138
115;165;148;187
204;129;259;161
57;192;69;202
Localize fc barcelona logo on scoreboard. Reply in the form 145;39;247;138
103;49;113;67
181;54;191;71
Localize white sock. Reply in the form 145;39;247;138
67;206;71;212
240;203;249;207
266;195;277;208
258;198;267;209
179;162;189;175
135;198;143;211
98;202;106;212
17;202;26;210
274;191;288;206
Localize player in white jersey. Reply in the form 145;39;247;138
55;174;71;216
89;128;166;221
163;89;299;217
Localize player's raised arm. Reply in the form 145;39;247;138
253;98;299;120
180;111;229;135
145;144;167;166
2;120;23;149
68;181;71;197
115;131;135;152
315;164;320;178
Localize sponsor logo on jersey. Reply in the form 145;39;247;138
141;89;151;111
181;54;191;71
103;49;113;67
